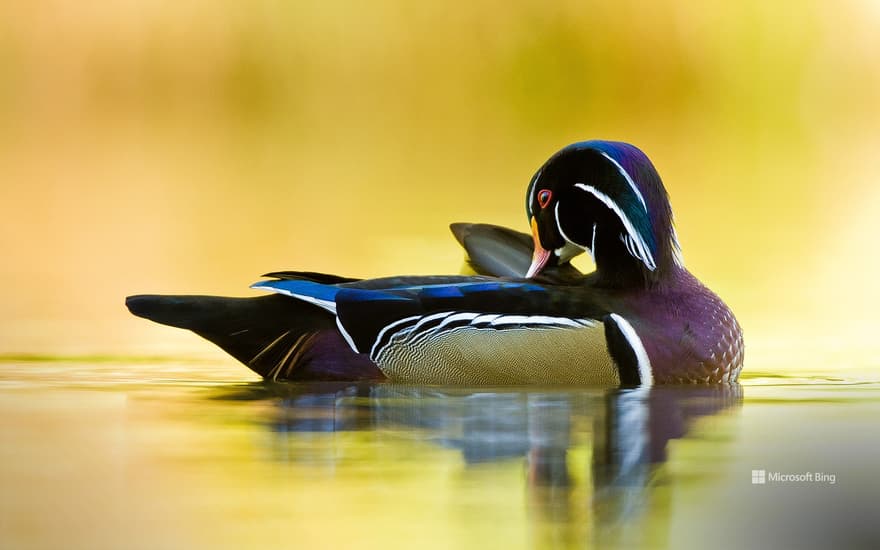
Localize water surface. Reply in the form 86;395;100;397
0;359;877;549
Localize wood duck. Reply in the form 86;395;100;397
126;140;743;385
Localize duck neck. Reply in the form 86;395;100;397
590;226;677;289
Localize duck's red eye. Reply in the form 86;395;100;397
537;189;552;209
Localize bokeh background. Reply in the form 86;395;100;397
2;1;878;371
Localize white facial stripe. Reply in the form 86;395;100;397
608;313;653;386
527;168;543;215
627;236;638;259
599;151;647;213
574;184;656;270
620;233;650;266
620;234;634;258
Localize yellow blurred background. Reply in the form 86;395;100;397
1;1;878;369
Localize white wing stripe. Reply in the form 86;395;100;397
256;287;338;314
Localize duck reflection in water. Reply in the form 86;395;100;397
215;382;741;533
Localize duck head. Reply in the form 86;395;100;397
525;141;682;287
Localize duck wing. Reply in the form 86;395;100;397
253;278;644;385
450;223;584;284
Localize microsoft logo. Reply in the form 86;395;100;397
749;469;837;485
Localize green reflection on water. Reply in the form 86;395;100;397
1;361;878;549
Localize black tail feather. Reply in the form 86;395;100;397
260;271;361;284
125;294;345;379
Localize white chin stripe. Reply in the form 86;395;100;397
608;313;653;386
554;201;589;258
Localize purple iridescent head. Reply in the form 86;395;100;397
525;141;683;287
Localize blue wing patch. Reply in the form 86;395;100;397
415;286;465;298
251;279;415;317
397;281;546;297
252;279;339;301
333;288;411;302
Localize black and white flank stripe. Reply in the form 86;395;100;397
369;311;596;362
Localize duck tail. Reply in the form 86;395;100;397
125;294;382;381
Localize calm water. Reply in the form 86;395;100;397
0;359;878;549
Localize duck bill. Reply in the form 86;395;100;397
525;217;551;278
